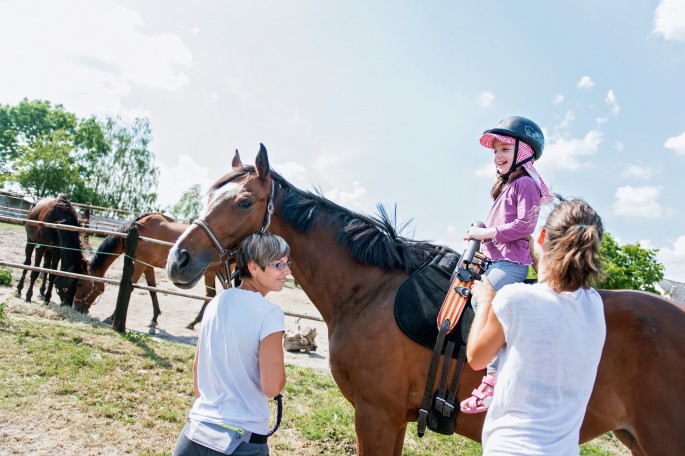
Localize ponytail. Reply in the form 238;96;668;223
540;197;603;292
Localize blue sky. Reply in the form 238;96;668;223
1;0;684;282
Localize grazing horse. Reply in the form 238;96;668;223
166;145;685;455
74;213;221;329
16;195;88;307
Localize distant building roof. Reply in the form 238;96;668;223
657;279;685;304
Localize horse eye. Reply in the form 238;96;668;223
237;200;252;209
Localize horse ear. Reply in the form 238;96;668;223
256;143;270;180
232;149;243;170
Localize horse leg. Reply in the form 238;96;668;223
143;267;161;328
16;242;35;297
187;273;216;329
39;249;53;302
613;429;644;456
353;399;408;456
26;247;47;303
44;251;60;305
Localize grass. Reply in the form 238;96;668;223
0;297;627;455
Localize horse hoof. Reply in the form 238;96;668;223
148;327;157;335
102;317;113;325
185;323;196;330
148;321;158;328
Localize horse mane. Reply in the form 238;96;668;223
209;167;440;274
89;219;136;270
53;194;87;266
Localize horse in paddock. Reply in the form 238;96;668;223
167;145;685;455
16;195;88;307
74;213;222;329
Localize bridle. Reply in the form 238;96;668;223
74;278;102;309
192;179;275;289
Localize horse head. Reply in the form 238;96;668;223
167;144;274;289
73;268;104;313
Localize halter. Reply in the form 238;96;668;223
192;179;276;289
74;278;101;309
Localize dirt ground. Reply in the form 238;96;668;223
0;226;330;372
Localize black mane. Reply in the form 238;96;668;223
89;219;136;271
210;167;440;274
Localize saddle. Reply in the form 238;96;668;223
394;247;474;356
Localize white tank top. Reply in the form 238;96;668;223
482;282;606;455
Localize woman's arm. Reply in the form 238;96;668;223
467;276;506;371
259;331;286;398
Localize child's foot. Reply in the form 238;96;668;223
460;375;495;414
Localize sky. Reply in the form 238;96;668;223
1;0;685;283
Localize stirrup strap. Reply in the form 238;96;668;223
417;319;450;437
434;341;455;415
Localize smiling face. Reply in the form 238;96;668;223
246;255;291;296
492;138;516;175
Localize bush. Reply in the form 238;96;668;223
0;267;13;287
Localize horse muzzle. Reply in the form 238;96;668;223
166;246;206;289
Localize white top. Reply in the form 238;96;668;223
189;287;285;434
482;282;606;455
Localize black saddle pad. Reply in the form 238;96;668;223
394;247;475;358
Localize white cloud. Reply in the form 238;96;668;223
325;182;368;208
612;185;673;218
274;161;311;188
476;91;495;107
577;76;595;89
621;165;653;180
537;128;603;173
553;94;564;105
605;90;620;116
0;0;192;118
653;0;685;43
658;235;685;282
664;131;685;155
156;154;211;208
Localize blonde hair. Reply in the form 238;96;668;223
541;197;603;292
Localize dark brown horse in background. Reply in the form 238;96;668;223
167;145;685;455
74;213;220;329
16;195;88;308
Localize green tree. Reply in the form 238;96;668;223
598;232;664;293
167;184;203;223
0;99;108;195
81;116;159;213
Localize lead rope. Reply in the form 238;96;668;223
266;394;283;436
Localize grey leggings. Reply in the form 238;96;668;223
471;260;529;374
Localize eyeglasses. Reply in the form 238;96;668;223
267;260;292;271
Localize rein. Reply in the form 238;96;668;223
192;179;275;289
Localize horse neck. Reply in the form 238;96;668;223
89;238;126;277
268;217;402;324
57;229;85;273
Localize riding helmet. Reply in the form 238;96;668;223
483;116;545;160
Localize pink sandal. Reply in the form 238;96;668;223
460;376;495;414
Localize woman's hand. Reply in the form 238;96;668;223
471;275;496;307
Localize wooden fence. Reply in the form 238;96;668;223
0;213;323;333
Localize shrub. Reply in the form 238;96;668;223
0;267;13;287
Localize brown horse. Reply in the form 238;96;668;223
16;195;88;307
74;213;222;329
166;145;685;455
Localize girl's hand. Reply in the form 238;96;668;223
466;226;496;241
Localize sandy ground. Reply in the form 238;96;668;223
0;226;330;372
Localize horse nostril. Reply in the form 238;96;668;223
178;249;191;269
